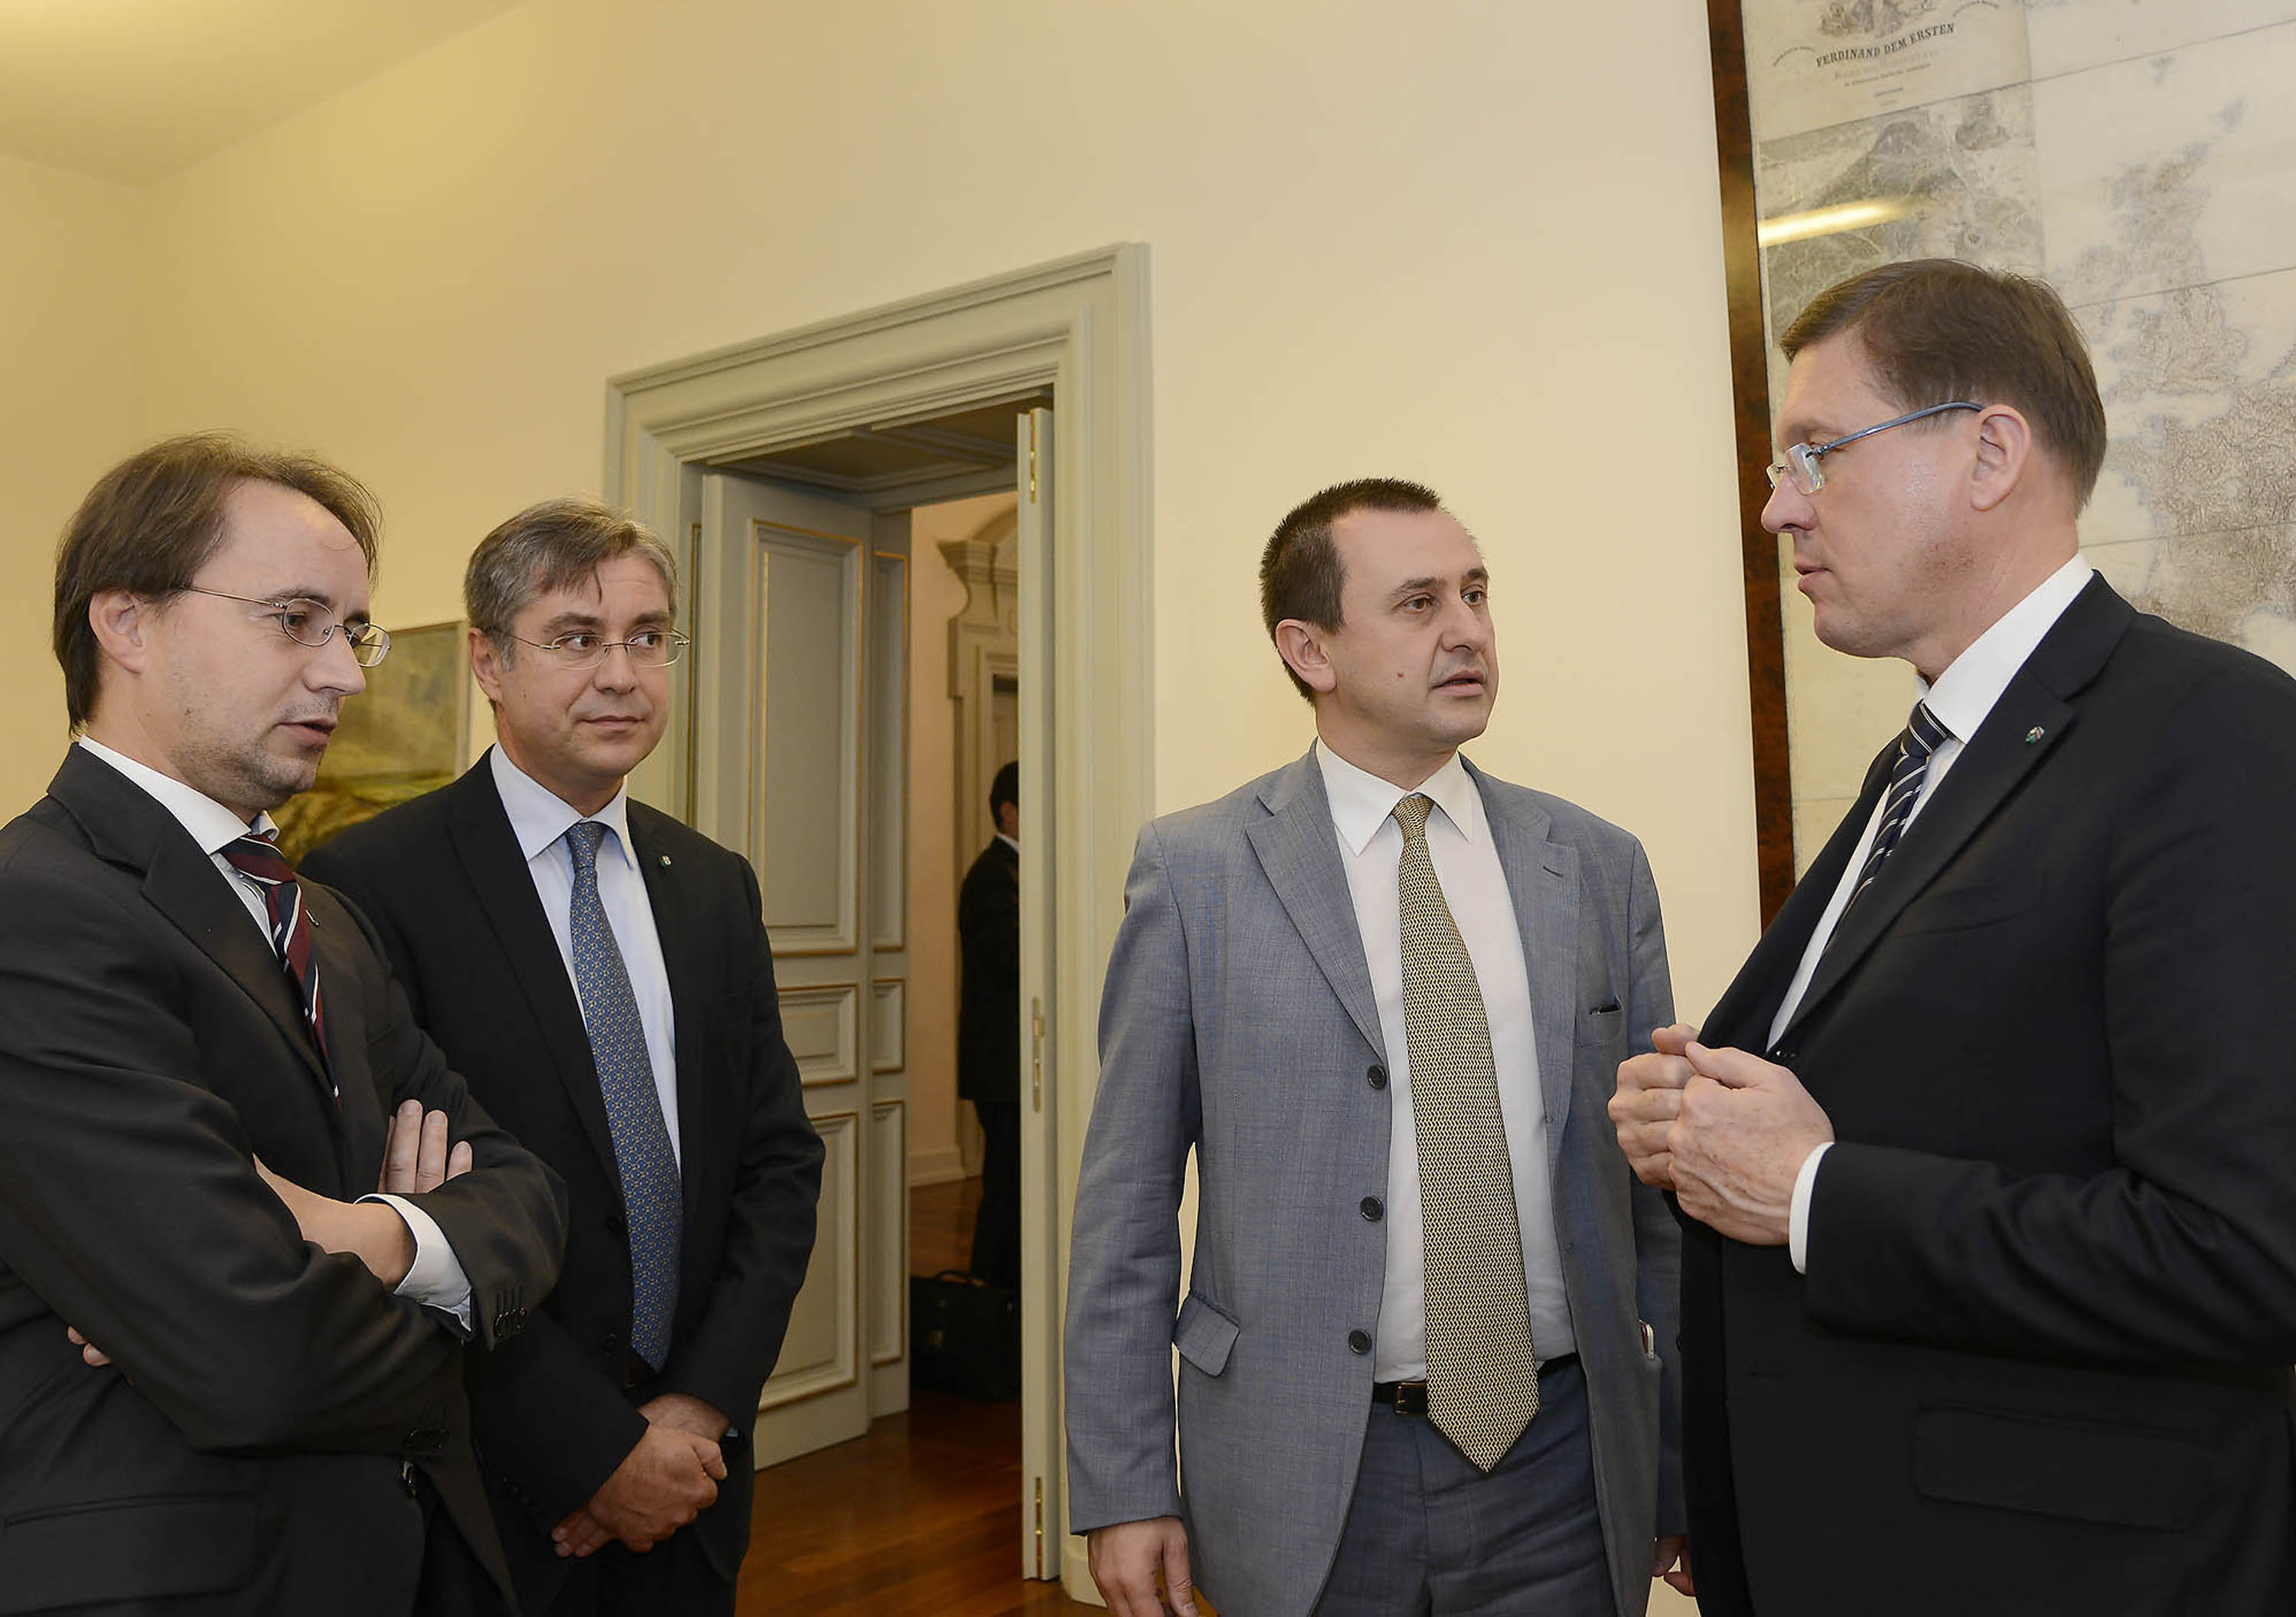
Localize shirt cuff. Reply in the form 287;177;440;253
363;1193;475;1328
1788;1143;1832;1275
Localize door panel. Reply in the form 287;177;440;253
701;470;883;1468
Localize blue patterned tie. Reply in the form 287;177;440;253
565;821;681;1370
1835;699;1953;933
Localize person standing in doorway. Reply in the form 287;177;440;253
1067;479;1684;1617
959;760;1023;1291
306;497;824;1617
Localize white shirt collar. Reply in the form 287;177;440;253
489;744;638;871
1919;556;2095;743
1313;739;1480;857
996;833;1019;855
76;736;276;853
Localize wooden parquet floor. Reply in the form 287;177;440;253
738;1175;1097;1613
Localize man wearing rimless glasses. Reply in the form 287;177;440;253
0;432;566;1615
1611;259;2296;1615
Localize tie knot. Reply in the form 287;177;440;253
222;833;292;886
566;820;611;873
1906;699;1952;759
1392;793;1435;843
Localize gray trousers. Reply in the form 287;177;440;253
1312;1358;1616;1617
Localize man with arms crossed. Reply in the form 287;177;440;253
0;433;565;1615
1611;260;2296;1615
1068;480;1684;1617
307;497;823;1615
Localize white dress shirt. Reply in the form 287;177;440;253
75;736;471;1322
1779;556;2095;1270
490;745;683;1164
1316;741;1574;1379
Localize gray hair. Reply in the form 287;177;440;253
464;497;679;646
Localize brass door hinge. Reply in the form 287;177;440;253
1030;996;1045;1113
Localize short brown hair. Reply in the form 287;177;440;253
464;497;679;652
1782;259;2108;507
1259;478;1444;701
53;432;381;731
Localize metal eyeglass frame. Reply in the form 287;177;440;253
181;587;392;667
506;629;691;670
1766;400;1983;496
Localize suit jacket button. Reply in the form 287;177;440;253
1347;1329;1372;1355
1772;1048;1798;1064
605;1213;628;1237
1359;1196;1383;1222
1366;1064;1388;1090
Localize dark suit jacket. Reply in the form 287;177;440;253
305;754;823;1607
0;747;565;1617
1680;578;2296;1617
957;838;1020;1107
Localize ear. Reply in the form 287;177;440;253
1274;619;1339;697
468;625;508;706
87;589;155;678
1967;404;2034;514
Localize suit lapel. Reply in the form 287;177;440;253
446;760;623;1180
1776;575;2132;1042
305;892;385;1191
1703;738;1895;1046
53;750;338;1107
1244;751;1385;1058
1469;763;1580;1175
631;809;711;1205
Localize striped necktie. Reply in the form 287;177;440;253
1393;792;1539;1473
565;820;683;1371
1835;699;1952;933
222;832;329;1071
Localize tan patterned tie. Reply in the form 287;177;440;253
1393;793;1538;1473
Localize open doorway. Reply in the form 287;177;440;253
605;248;1150;1599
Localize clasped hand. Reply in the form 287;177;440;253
553;1395;731;1558
1609;1022;1832;1246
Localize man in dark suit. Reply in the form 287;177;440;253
305;496;824;1617
1611;259;2296;1615
0;432;566;1615
958;759;1022;1289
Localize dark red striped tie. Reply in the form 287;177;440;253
223;832;330;1073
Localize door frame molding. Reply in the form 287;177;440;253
604;244;1153;1593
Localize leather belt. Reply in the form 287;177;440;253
1372;1355;1576;1417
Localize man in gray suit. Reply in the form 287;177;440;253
1066;479;1685;1617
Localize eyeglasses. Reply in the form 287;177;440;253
507;629;690;670
1766;401;1983;496
182;587;392;667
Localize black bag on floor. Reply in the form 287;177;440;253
909;1270;1021;1402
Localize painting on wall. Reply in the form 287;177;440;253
275;620;471;862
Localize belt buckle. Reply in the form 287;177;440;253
1388;1380;1427;1417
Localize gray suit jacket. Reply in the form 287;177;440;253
1065;748;1683;1617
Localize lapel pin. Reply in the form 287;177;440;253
658;853;672;867
2025;725;2046;745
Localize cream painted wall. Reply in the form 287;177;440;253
1;156;148;813
114;0;1761;1022
905;492;1019;1188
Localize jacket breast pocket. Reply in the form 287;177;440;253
1892;875;2040;939
1172;1293;1241;1377
1912;1403;2210;1531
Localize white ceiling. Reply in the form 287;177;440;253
0;0;531;186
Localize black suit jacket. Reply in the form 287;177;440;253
956;838;1020;1107
305;755;823;1607
0;747;565;1616
1680;578;2296;1617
